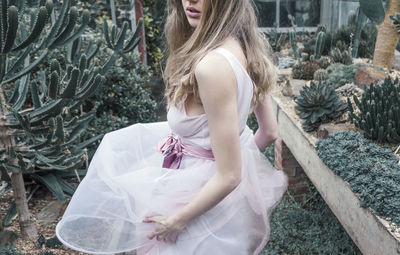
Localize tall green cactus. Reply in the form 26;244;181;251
352;7;367;58
0;0;144;240
348;77;400;143
314;31;326;59
289;31;298;60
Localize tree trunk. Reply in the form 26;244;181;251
373;0;400;69
0;88;37;240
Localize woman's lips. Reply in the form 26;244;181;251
186;7;201;18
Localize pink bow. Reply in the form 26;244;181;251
157;132;214;169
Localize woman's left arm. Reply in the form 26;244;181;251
144;52;242;242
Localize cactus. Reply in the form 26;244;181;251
314;31;326;59
289;31;299;60
347;77;400;143
352;7;368;58
316;56;332;69
313;69;328;81
329;47;353;65
292;60;320;80
0;0;144;240
336;83;360;97
295;81;347;132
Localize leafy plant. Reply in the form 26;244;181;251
295;81;347;132
263;186;360;254
348;77;400;143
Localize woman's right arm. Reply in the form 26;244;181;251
253;94;278;151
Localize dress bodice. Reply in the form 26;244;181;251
167;48;254;149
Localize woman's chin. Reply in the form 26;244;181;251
187;18;200;28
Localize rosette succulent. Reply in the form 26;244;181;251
296;81;347;132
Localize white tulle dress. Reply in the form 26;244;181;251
55;48;288;255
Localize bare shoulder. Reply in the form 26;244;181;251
195;51;232;81
195;51;237;100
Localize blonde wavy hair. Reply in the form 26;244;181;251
164;0;277;111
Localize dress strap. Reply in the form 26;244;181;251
212;48;244;76
212;47;256;96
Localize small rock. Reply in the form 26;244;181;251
37;200;65;226
291;79;307;97
317;123;351;139
0;230;18;249
354;66;387;89
277;68;292;79
281;80;294;97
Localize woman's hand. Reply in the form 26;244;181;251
143;215;187;243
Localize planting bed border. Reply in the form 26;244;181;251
270;91;400;255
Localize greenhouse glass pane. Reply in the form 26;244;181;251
280;0;320;27
254;0;277;27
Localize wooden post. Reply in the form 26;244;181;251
134;0;147;65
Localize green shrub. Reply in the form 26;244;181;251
84;53;158;157
317;131;400;226
263;185;360;254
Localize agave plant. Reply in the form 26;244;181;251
295;81;347;132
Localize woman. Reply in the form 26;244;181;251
56;0;288;254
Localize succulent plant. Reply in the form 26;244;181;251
292;60;320;80
314;31;326;59
289;31;299;60
313;69;328;81
295;81;347;132
329;47;353;65
336;83;360;97
316;56;332;69
347;77;400;143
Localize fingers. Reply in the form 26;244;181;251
148;231;178;243
143;215;163;223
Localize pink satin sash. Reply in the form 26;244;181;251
156;132;215;169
